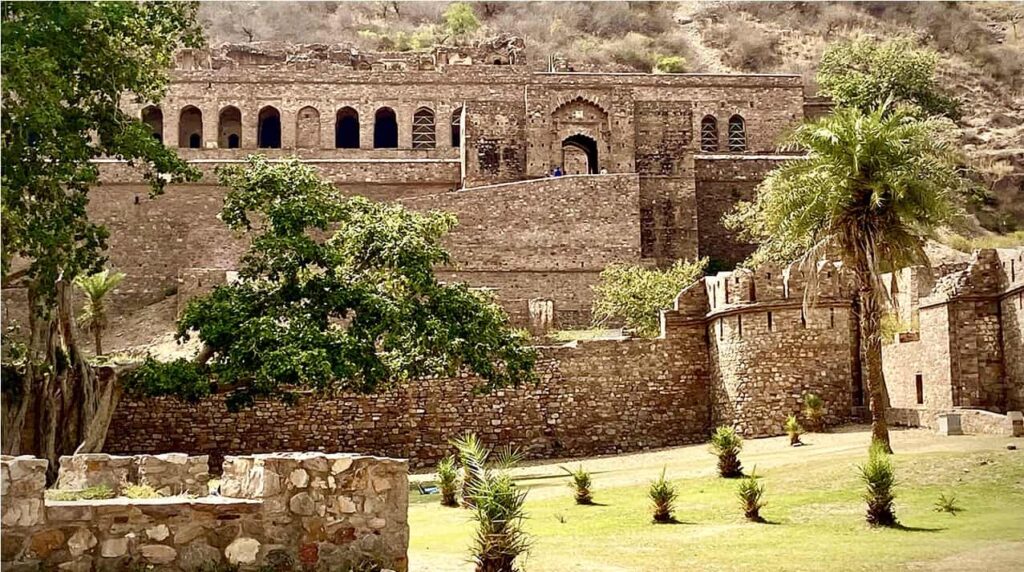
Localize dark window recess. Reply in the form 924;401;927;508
915;374;924;405
767;311;773;332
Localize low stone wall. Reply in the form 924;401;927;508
888;407;1023;437
1;452;408;571
56;453;209;496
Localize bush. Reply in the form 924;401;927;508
45;485;115;501
123;484;162;499
592;258;707;337
648;468;677;523
709;426;744;478
436;455;460;507
859;440;898;527
653;55;686;73
452;433;489;508
443;2;479;38
803;393;825;431
561;464;594;505
934;492;963;516
784;415;803;446
468;472;530;572
736;470;765;522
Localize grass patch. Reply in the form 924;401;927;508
546;328;623;342
123;483;163;499
942;231;1024;253
408;430;1024;571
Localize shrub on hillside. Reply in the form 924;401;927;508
710;426;744;478
592;258;707;337
648;468;678;523
860;440;898;527
654;55;686;74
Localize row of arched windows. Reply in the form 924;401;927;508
700;115;746;153
141;105;463;150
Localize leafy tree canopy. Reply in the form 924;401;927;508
1;1;203;310
817;37;961;120
725;104;966;271
592;258;708;338
129;157;536;408
443;2;480;38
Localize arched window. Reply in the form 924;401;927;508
258;106;282;149
295;106;321;148
218;106;241;149
335;107;359;148
141;106;163;143
374;107;398;149
562;134;599;174
451;107;462;148
178;106;203;149
728;115;746;152
700;115;718;152
412;107;436;149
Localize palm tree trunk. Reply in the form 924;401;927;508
854;258;893;454
94;326;103;356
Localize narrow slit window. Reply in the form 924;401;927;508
830;308;835;329
767;311;773;332
915;374;924;405
737;315;743;338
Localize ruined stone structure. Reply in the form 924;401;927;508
1;452;409;571
0;39;811;329
105;249;1024;467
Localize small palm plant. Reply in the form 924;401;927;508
709;426;744;478
453;433;490;508
73;269;125;356
736;470;765;522
860;440;898;527
436;455;459;507
934;493;963;516
803;393;825;432
648;468;678;523
468;472;530;572
784;415;804;446
561;464;594;505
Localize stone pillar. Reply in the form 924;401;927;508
1;455;48;528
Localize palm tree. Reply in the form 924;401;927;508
727;103;968;452
73;269;125;356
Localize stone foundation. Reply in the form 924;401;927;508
1;452;408;571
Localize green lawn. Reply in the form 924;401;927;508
408;428;1024;571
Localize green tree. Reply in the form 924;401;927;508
592;258;707;337
817;37;961;119
726;104;969;452
653;55;686;74
1;2;202;468
73;269;126;356
442;2;479;39
128;157;535;407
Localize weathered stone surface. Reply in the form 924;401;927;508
289;492;316;516
140;544;177;564
28;529;65;558
67;528;97;557
100;537;129;558
289;468;309;488
146;524;170;541
225;537;260;565
173;522;207;545
178;541;222;570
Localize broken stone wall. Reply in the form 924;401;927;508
0;453;408;571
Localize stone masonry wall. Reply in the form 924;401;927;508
1;453;408;571
55;453;210;497
106;338;710;471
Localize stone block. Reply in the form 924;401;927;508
938;413;963;436
1009;411;1024;437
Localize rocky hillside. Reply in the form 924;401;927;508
198;1;1022;233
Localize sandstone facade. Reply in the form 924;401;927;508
1;452;408;571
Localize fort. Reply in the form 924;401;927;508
3;38;1022;468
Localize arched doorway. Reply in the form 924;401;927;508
258;106;282;149
178;106;202;149
141;106;163;143
335;107;359;148
218;106;241;149
374;107;398;148
562;134;598;174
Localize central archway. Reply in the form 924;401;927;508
561;134;599;174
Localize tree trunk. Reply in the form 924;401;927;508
0;281;121;482
94;326;103;356
854;257;893;454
